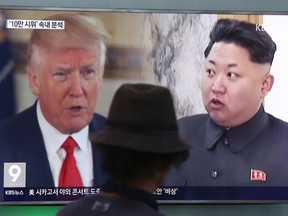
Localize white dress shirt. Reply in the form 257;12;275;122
36;102;94;187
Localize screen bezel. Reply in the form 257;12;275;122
1;5;288;205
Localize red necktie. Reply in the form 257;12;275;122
59;136;83;187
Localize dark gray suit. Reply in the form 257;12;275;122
165;106;288;186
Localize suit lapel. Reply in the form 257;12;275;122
14;104;55;188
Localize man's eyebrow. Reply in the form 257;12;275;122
81;64;97;67
207;60;238;67
207;60;216;65
53;63;71;68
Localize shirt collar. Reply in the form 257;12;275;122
36;101;89;154
206;105;268;153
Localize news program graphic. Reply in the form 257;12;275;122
6;19;65;30
255;24;266;31
4;162;26;188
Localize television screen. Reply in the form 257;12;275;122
1;8;288;204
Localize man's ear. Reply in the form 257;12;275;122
27;67;40;96
261;74;274;98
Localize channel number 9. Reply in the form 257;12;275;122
8;165;21;182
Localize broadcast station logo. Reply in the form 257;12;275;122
4;163;26;188
255;24;266;31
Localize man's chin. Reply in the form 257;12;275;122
209;114;228;127
61;122;89;134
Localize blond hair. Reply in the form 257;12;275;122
27;13;109;78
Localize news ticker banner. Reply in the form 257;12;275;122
3;186;288;202
3;162;288;202
2;162;180;202
3;187;100;202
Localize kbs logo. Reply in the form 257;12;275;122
3;163;26;188
255;24;266;32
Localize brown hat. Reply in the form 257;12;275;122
90;83;191;153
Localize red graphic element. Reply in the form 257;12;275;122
250;169;266;182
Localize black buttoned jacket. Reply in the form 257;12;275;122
165;106;288;187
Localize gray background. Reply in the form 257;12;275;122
1;0;288;215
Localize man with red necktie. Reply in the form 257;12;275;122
0;13;109;196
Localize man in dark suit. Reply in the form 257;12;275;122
0;105;106;188
0;13;109;200
165;18;288;187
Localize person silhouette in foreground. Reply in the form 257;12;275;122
57;83;191;216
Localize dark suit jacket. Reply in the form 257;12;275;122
0;103;107;199
164;106;288;187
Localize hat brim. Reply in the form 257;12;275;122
90;129;192;153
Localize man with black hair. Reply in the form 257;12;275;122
57;83;191;216
169;18;288;186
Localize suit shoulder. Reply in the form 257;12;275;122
0;106;36;130
177;114;209;140
178;113;209;127
89;113;107;132
267;113;288;130
92;113;106;124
